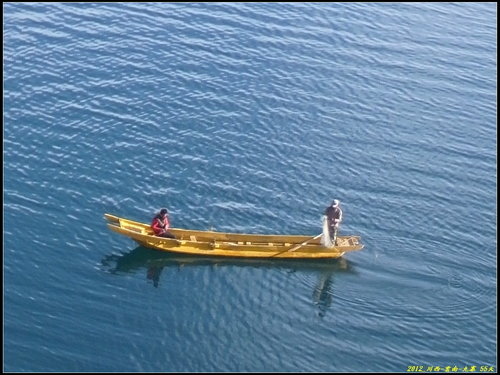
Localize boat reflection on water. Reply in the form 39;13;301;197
101;246;357;316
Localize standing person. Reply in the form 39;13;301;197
151;208;176;239
322;199;343;246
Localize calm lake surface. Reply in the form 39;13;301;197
4;2;496;372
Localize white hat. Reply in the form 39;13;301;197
332;199;340;207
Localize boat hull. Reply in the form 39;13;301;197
104;214;364;259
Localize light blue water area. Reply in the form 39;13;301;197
4;2;496;372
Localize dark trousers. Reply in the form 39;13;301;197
158;231;176;239
329;226;338;241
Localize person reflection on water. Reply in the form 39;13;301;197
147;265;164;288
313;270;334;317
151;208;176;239
312;258;348;317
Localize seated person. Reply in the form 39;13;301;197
151;208;176;239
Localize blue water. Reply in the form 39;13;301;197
4;2;496;372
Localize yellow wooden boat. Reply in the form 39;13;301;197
104;213;364;259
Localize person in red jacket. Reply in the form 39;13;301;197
151;208;176;238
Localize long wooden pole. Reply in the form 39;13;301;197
270;233;322;258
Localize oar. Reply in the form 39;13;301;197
270;233;322;258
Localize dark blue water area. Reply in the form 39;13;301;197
4;2;496;372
